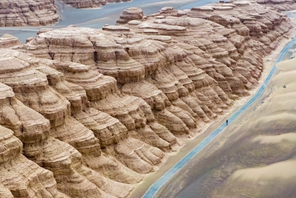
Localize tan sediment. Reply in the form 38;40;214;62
252;133;296;144
231;160;296;180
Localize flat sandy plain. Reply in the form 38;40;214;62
152;38;296;198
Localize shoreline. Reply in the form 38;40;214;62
128;24;296;198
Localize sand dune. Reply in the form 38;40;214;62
231;159;296;180
214;58;296;197
276;57;296;72
252;133;296;144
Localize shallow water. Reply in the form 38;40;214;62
0;0;218;43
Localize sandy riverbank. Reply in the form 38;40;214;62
149;31;296;198
129;23;296;197
209;56;296;198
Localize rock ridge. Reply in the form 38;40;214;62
0;0;59;26
0;0;133;27
1;0;295;27
257;0;296;11
60;0;131;9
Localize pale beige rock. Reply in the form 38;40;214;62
0;49;140;197
19;0;292;141
114;137;164;173
256;0;296;11
116;7;144;24
61;0;131;8
0;34;22;48
0;0;59;26
0;184;13;198
0;83;69;198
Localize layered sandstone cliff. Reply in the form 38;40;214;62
0;1;293;197
60;0;131;9
0;0;133;27
0;0;59;26
257;0;296;11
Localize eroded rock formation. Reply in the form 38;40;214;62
0;0;134;27
116;7;144;24
0;1;294;197
257;0;296;11
0;0;59;26
60;0;131;9
0;34;22;48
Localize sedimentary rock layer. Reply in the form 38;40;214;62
60;0;131;8
0;34;22;48
0;1;293;197
0;0;133;26
257;0;296;11
0;0;59;26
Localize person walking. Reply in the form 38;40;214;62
226;119;228;125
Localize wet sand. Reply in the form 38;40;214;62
129;27;296;198
151;35;296;198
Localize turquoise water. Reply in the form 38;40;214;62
0;0;218;43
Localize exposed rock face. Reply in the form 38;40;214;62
60;0;131;8
116;7;144;24
0;0;134;27
0;1;293;197
0;34;22;48
256;0;296;11
0;82;69;197
0;0;59;26
0;49;145;197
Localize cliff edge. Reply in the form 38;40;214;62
0;0;59;26
60;0;131;9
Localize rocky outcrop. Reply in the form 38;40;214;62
0;1;293;197
0;82;69;197
0;49;148;197
116;7;144;24
256;0;296;11
0;0;59;26
0;34;22;48
60;0;131;9
0;0;135;27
